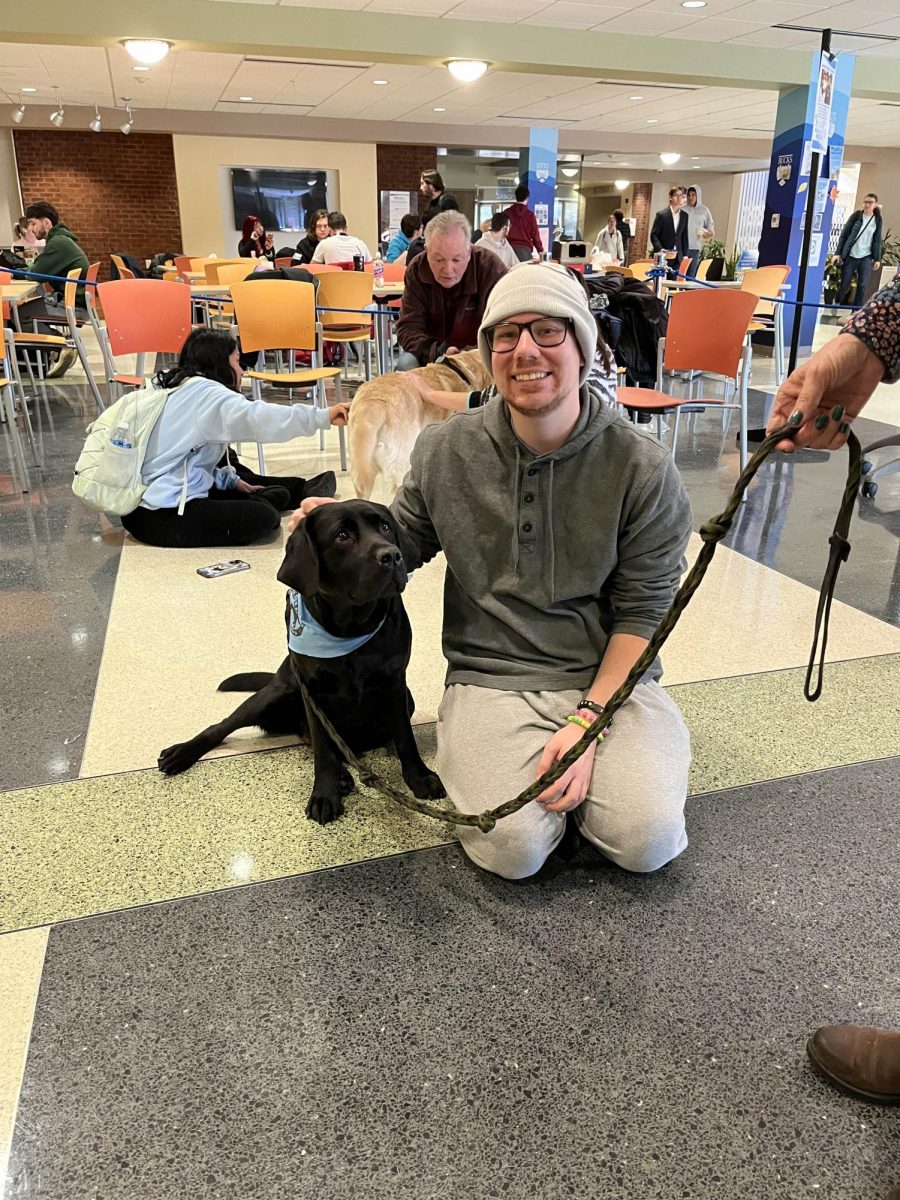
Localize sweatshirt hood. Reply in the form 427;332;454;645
49;221;80;243
687;185;703;206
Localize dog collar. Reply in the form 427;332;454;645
287;590;385;659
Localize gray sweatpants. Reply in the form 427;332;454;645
435;682;690;880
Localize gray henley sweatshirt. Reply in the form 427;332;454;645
390;386;692;692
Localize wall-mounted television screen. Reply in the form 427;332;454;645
231;168;330;234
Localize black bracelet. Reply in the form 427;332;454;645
577;699;611;724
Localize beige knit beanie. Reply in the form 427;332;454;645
478;261;598;385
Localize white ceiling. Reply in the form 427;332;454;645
1;0;899;150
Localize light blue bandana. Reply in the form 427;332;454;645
287;590;385;658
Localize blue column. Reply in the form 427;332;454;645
519;127;558;255
758;52;855;354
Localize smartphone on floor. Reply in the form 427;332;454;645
197;559;251;579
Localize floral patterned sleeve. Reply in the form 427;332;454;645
840;277;900;384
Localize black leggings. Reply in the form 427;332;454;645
121;487;283;548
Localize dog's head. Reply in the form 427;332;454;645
278;500;415;605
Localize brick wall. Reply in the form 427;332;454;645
631;182;653;263
14;130;182;279
376;144;437;215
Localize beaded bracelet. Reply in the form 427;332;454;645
566;714;608;742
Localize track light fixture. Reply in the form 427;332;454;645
89;106;102;133
49;91;65;127
12;93;26;124
119;102;134;135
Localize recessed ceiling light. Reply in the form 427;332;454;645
691;156;700;160
239;96;254;101
629;95;643;100
646;118;658;124
446;59;489;83
681;1;707;7
433;106;446;112
692;165;700;169
561;166;579;177
121;39;172;65
660;152;681;166
133;66;151;72
373;79;389;86
614;179;630;190
21;87;37;93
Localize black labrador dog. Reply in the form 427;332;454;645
158;500;445;824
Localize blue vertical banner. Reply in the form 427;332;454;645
758;52;855;353
519;127;558;255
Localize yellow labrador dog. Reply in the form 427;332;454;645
348;350;492;499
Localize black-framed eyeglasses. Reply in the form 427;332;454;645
485;317;573;353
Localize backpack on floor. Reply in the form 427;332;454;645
73;381;177;516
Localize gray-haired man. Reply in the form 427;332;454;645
394;210;507;371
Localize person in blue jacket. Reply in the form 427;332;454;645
120;329;348;548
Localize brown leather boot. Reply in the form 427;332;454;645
807;1024;900;1104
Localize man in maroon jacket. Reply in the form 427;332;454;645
395;210;507;370
502;186;543;262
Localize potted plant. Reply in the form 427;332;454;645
876;227;899;291
724;245;742;282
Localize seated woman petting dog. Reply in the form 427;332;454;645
121;329;348;549
295;262;692;881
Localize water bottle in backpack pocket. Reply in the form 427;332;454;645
102;422;140;487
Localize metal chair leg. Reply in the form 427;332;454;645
2;382;31;492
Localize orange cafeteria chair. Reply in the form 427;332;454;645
229;278;346;473
629;259;655;281
617;288;760;473
740;265;791;386
62;266;105;410
204;261;257;286
313;271;376;380
695;258;713;281
110;254;136;281
96;278;193;405
381;262;406;284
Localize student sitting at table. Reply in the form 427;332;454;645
293;209;331;265
385;213;422;266
311;212;372;265
120;329;347;549
238;215;275;261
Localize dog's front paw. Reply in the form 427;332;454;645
306;790;345;825
158;741;205;775
405;768;446;801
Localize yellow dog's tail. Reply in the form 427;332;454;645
347;394;384;499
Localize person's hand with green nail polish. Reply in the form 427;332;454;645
766;330;886;452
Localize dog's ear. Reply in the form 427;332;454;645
278;518;320;596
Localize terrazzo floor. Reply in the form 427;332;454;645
5;759;899;1200
1;325;899;1198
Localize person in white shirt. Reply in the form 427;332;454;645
685;186;714;278
474;213;520;270
311;211;372;265
595;214;624;262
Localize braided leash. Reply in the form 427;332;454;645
293;421;862;833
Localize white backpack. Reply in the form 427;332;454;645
72;382;176;516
